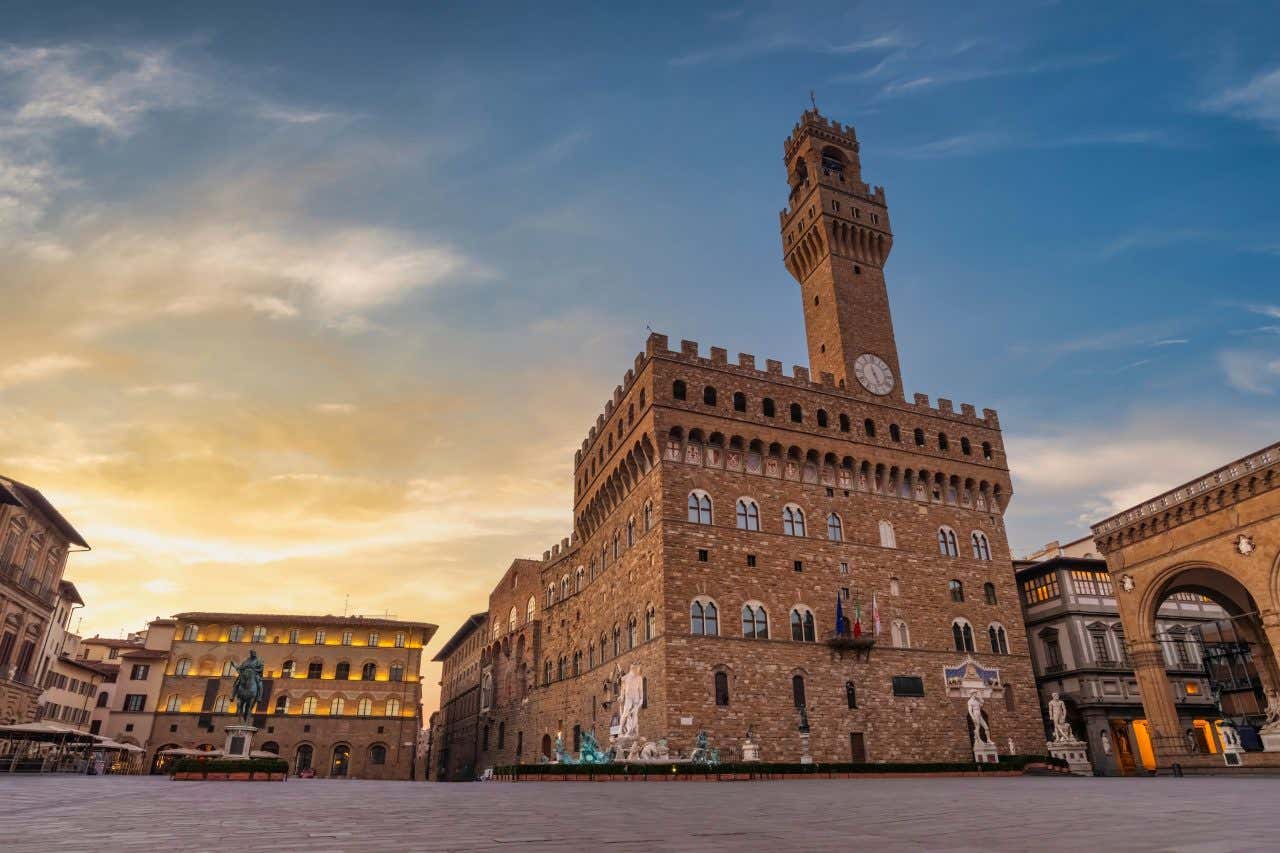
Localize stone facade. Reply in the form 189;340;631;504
444;110;1046;774
82;612;436;779
1092;441;1280;769
0;475;88;725
428;612;488;780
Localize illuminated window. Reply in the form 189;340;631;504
227;626;244;643
368;632;380;647
182;625;198;642
301;696;317;715
1184;682;1200;696
174;658;191;676
341;631;353;646
329;697;345;716
275;696;288;714
361;662;376;681
386;698;401;716
251;626;267;642
213;695;230;713
314;630;326;645
1070;570;1114;596
357;698;372;717
165;695;181;712
1021;573;1060;605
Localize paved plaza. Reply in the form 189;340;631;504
3;776;1279;852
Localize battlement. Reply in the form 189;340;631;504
783;109;859;160
576;349;651;467
644;332;1000;429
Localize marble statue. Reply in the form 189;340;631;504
554;732;577;764
1006;738;1016;756
1048;692;1073;743
637;738;669;761
1262;688;1280;731
618;663;644;741
230;650;264;725
967;690;991;744
1100;730;1112;755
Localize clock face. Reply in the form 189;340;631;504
854;353;895;395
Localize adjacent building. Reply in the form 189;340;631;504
80;612;437;778
0;475;89;724
1017;535;1230;774
429;613;487;780
444;110;1046;774
34;581;107;731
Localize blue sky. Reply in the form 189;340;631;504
1;2;1278;697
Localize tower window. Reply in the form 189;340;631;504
914;428;925;447
889;424;901;442
733;392;746;412
816;409;828;427
961;437;972;455
938;433;949;451
839;414;850;433
790;403;803;423
762;398;776;418
982;442;993;460
853;264;862;275
672;380;686;401
864;419;876;438
703;386;717;406
814;295;820;306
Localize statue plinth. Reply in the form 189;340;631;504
741;739;760;762
1046;738;1092;775
224;725;258;759
972;737;999;764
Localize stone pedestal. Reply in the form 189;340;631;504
972;738;999;764
1047;739;1093;776
799;732;813;764
1260;729;1280;753
741;739;760;762
223;725;257;758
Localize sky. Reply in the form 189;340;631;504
1;1;1278;716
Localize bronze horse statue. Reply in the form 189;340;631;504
230;650;264;725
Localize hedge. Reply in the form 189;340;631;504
171;757;289;775
495;754;1067;778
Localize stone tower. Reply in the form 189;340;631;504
780;109;901;400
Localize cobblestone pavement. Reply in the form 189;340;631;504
2;775;1276;852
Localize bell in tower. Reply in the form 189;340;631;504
779;109;902;400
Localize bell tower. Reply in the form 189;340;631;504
780;110;902;400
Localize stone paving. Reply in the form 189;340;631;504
2;775;1277;851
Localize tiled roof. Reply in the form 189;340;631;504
0;476;89;549
172;612;437;632
431;613;488;662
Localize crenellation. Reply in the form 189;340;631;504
960;403;976;419
766;358;783;375
680;339;699;357
983;408;1000;429
647;333;669;356
937;398;953;415
710;346;728;365
914;393;930;407
738;353;756;370
820;371;835;386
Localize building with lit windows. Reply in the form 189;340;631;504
1017;535;1233;775
428;612;488;780
82;612;436;778
0;475;89;725
451;110;1047;773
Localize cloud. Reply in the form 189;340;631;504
1248;304;1280;319
897;128;1177;160
1219;350;1280;395
141;578;178;594
1204;66;1280;136
877;52;1116;99
314;403;355;415
1152;339;1189;346
244;294;300;319
125;382;207;399
0;354;90;388
669;32;899;68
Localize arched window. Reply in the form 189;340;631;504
790;607;816;642
356;697;372;716
387;698;401;717
687;490;712;524
562;573;571;599
643;500;653;531
368;631;379;647
816;409;829;427
341;631;353;646
864;419;876;438
983;582;997;605
988;623;1009;655
543;659;552;683
546;583;555;608
213;695;230;713
826;512;843;542
938;527;959;557
575;567;584;594
626;517;635;547
971;532;991;560
762;398;776;417
222;660;236;677
714;671;730;706
174;658;191;676
307;661;323;679
390;664;404;681
335;661;350;680
227;625;244;643
274;695;288;714
703;386;717;406
165;695;181;712
741;603;768;639
735;498;760;531
672;380;687;401
628;615;638;649
789;403;803;423
782;505;806;537
889;577;900;596
845;681;857;709
878;520;896;548
938;433;949;451
690;598;719;636
509;606;518;633
949;579;964;603
301;696;318;715
526;595;537;623
961;437;972;455
182;624;198;642
361;662;376;680
889;423;901;442
792;674;807;708
612;625;621;657
982;442;993;459
296;743;314;770
252;626;267;642
839;413;850;432
891;619;910;648
96;691;109;708
733;391;747;412
330;697;345;715
914;428;925;447
369;743;388;765
645;604;656;641
952;619;975;653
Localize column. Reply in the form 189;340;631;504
1257;610;1280;695
1129;640;1191;761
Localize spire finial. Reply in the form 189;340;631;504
809;90;818;112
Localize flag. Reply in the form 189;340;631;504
852;602;863;638
835;592;846;636
872;593;881;637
